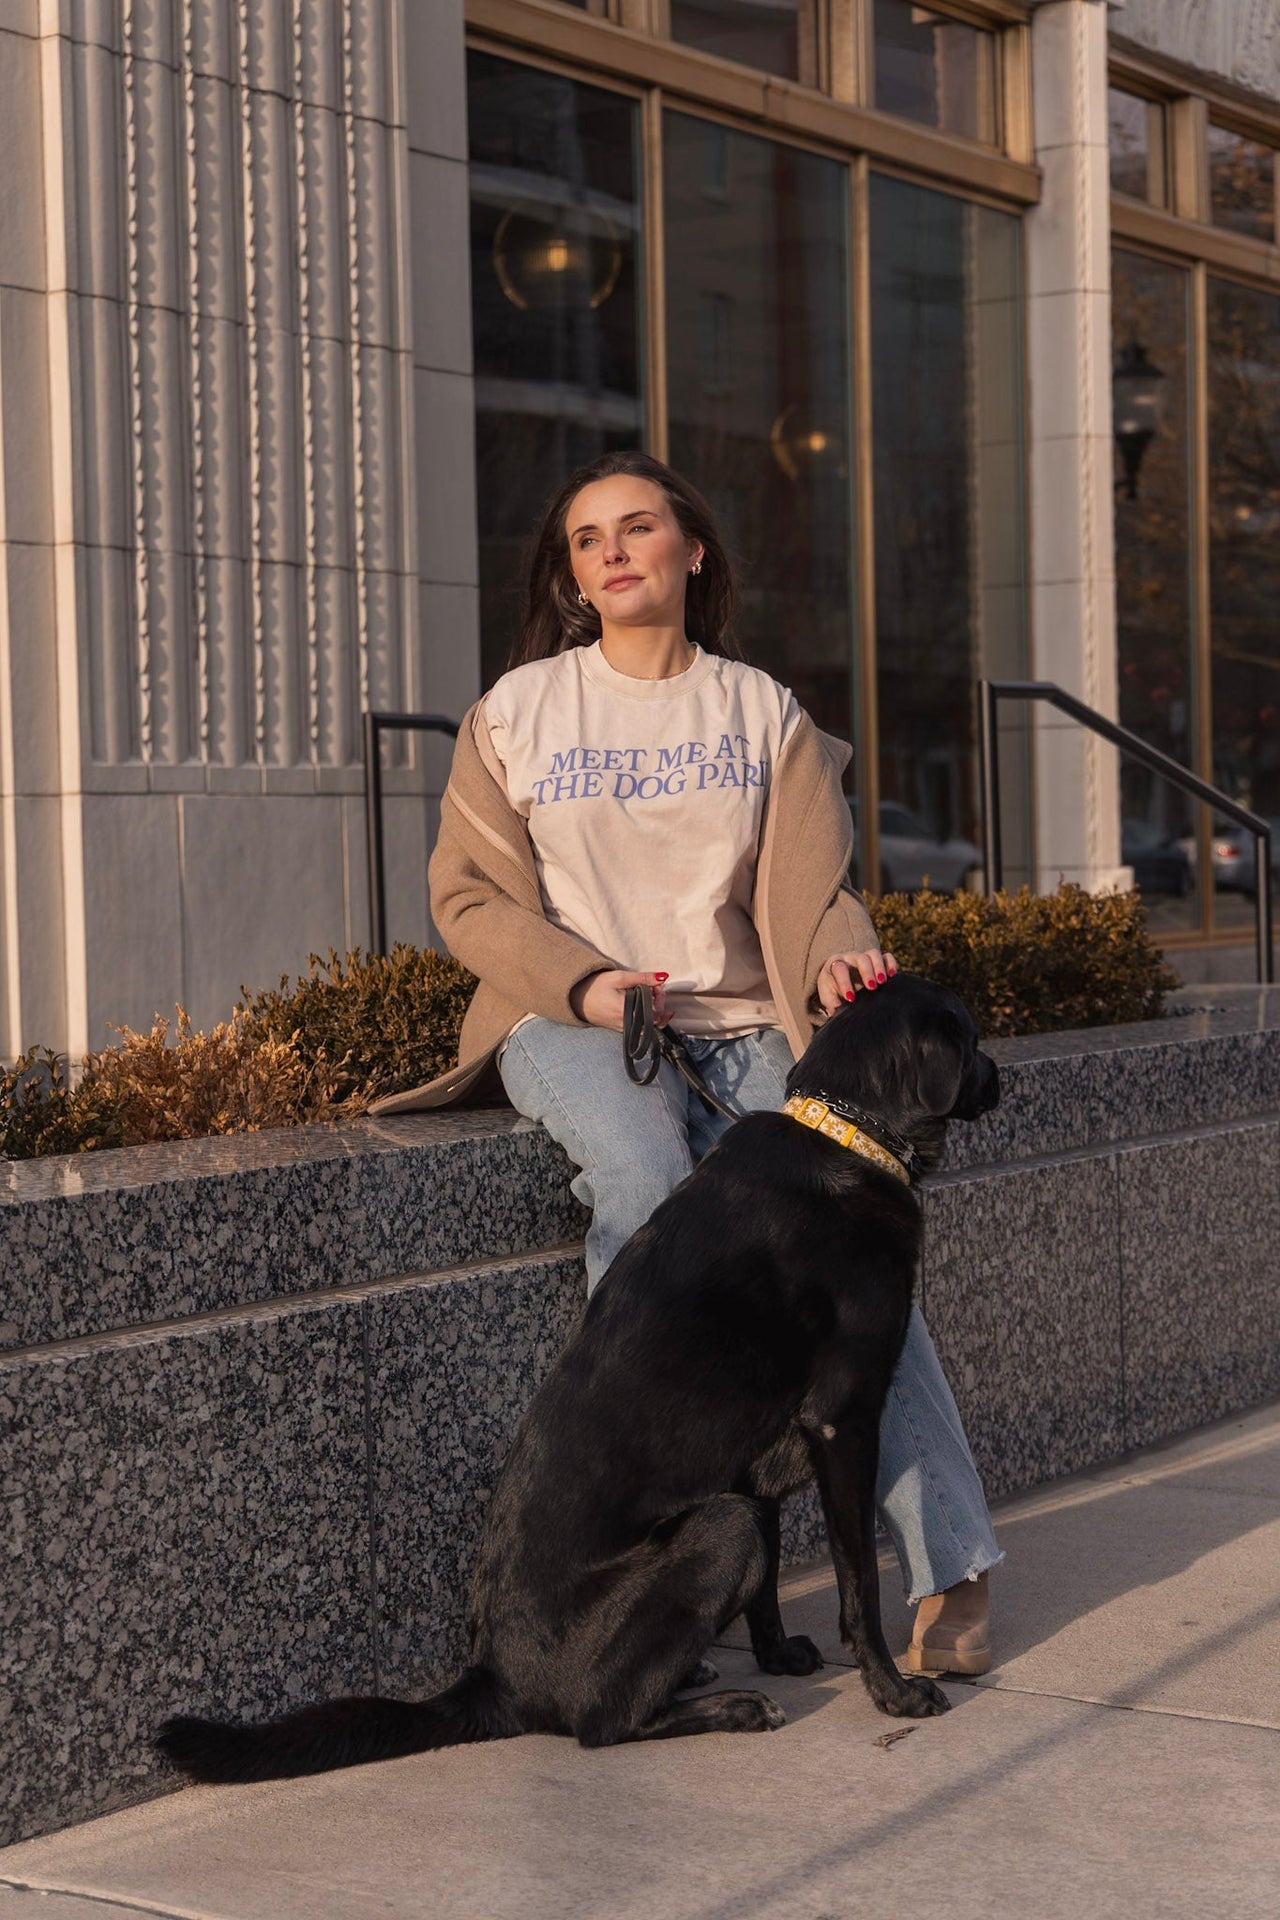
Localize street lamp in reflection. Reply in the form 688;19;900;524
1113;339;1165;499
493;203;623;311
769;404;848;481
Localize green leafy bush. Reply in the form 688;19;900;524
867;883;1179;1036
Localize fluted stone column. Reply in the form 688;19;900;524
0;2;431;1056
1025;0;1130;894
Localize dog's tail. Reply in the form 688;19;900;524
156;1665;512;1784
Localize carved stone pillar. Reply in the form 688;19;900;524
1025;0;1130;894
1;2;423;1054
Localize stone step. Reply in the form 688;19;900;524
942;988;1280;1172
0;1109;587;1351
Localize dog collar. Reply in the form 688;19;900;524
780;1094;913;1185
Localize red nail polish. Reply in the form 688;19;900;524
878;973;886;983
655;972;669;981
844;991;855;1002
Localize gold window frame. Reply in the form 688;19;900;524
466;0;1038;885
1110;47;1280;950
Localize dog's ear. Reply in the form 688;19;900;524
915;1016;971;1117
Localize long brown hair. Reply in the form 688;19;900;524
510;451;742;668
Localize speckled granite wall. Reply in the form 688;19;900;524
0;1110;588;1350
923;1156;1126;1500
3;989;1279;1845
1;1249;587;1849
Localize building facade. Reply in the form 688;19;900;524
1;0;1277;1058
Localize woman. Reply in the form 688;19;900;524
376;451;1001;1676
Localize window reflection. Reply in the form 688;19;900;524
1207;275;1280;930
468;52;643;684
669;0;808;83
873;0;997;147
1109;87;1164;205
1111;249;1198;930
664;114;855;750
870;176;1029;889
1208;124;1276;242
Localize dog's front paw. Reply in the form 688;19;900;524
755;1634;824;1677
871;1673;950;1719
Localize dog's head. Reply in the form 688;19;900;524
787;973;999;1171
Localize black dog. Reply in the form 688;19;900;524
158;973;998;1781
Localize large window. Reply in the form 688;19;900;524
1110;56;1280;946
872;1;998;146
1108;86;1165;205
1208;123;1276;243
1207;276;1280;922
664;116;854;744
870;177;1028;884
468;52;643;683
1111;249;1198;930
465;25;1031;892
669;0;808;83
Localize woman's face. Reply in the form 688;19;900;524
566;476;702;628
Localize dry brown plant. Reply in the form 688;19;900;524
79;1009;341;1146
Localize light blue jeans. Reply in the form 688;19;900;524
499;1018;1003;1603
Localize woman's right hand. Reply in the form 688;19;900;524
570;969;670;1032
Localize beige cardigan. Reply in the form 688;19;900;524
369;697;878;1113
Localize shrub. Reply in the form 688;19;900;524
78;1010;319;1145
240;944;476;1110
0;1048;124;1158
866;883;1179;1037
1;902;1174;1159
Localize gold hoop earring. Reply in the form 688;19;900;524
577;590;589;606
690;560;702;575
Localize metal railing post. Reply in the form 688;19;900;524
363;711;387;958
979;678;1002;895
362;711;460;955
1256;830;1275;987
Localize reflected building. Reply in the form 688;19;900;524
1;0;1279;1054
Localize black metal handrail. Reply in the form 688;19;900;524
979;679;1274;984
362;710;459;955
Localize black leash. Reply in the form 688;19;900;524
622;985;741;1122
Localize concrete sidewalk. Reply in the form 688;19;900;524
4;1404;1279;1920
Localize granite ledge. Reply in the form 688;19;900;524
0;1107;537;1207
4;985;1276;1206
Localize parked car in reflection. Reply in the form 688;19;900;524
1121;819;1193;897
1173;818;1280;893
850;800;982;893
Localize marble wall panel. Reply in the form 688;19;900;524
921;1156;1125;1500
0;1114;586;1350
1120;1122;1280;1449
0;1297;372;1848
367;1253;586;1695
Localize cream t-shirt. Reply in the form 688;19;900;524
478;642;804;1036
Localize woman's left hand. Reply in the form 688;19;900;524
816;948;898;1015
